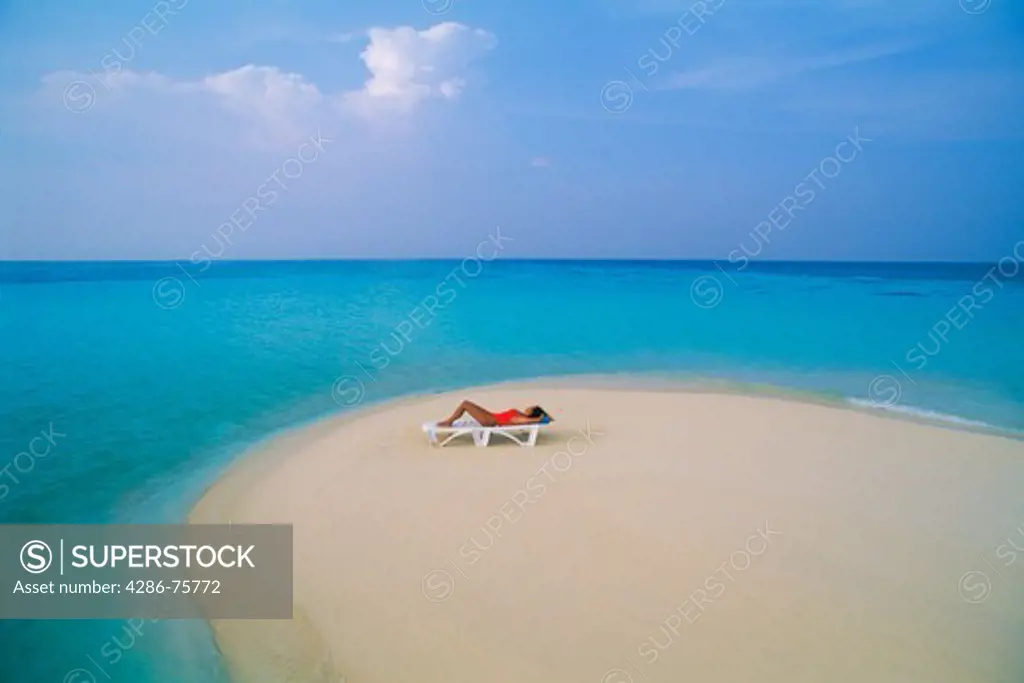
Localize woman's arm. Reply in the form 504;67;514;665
507;412;544;425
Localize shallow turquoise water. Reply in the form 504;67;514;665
1;259;1023;682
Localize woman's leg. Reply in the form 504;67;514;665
439;400;498;427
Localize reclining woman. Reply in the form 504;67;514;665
437;400;553;428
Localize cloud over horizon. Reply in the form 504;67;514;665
37;22;496;144
344;23;497;113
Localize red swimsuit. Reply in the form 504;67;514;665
494;409;519;426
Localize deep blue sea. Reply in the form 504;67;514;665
2;259;1023;683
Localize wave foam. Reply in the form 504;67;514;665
845;398;1000;431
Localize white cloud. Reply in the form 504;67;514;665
54;64;326;144
342;22;497;114
199;65;324;136
39;22;495;141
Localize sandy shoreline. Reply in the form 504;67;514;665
190;380;1024;682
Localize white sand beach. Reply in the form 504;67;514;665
190;382;1024;683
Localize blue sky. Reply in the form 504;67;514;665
0;0;1021;260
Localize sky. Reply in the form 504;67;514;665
0;0;1022;261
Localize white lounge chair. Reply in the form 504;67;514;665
422;418;548;448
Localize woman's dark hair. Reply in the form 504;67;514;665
527;406;548;418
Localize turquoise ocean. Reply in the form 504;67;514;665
1;259;1023;683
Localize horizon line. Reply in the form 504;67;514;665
0;258;1009;265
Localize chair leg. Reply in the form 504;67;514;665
440;430;468;447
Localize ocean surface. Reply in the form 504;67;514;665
1;259;1023;683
